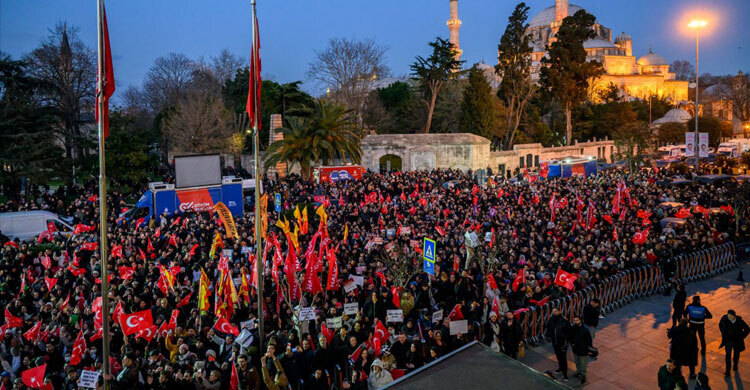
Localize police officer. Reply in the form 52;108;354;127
686;296;713;354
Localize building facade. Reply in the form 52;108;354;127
525;0;689;102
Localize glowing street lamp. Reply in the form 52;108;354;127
689;19;707;169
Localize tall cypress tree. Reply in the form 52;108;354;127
459;65;495;139
539;10;604;145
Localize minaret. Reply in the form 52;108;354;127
555;0;569;22
447;0;462;62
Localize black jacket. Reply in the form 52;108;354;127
583;304;600;328
672;289;687;311
569;325;593;356
719;315;750;352
545;315;570;349
668;324;698;366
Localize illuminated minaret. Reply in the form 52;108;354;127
447;0;462;63
555;0;569;22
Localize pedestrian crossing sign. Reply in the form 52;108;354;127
423;238;436;263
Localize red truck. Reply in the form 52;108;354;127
312;165;364;183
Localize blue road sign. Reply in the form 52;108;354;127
423;258;435;276
274;193;281;213
423;238;436;263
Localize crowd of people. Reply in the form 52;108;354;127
0;166;746;389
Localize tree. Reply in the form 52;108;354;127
539;10;604;145
162;93;235;155
670;60;695;81
430;78;464;133
597;82;620;103
656;122;687;145
24;23;96;162
731;182;750;237
410;37;463;133
264;100;360;178
730;71;750;133
495;2;536;150
307;38;390;133
104;110;155;189
0;54;63;193
142;53;196;113
459;65;495;138
613;121;652;171
209;49;246;86
364;81;423;134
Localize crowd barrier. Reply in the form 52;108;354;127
522;242;738;345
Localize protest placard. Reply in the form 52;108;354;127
432;309;443;323
299;307;316;321
326;316;343;329
78;370;100;389
386;309;403;323
449;319;468;335
344;302;358;315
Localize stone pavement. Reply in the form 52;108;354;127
524;262;749;390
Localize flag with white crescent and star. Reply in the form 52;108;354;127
553;268;578;290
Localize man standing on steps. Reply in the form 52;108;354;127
686;295;712;354
545;308;571;382
718;309;750;377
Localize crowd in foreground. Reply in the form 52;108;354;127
0;166;747;390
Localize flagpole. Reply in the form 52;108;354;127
96;0;112;388
251;0;265;352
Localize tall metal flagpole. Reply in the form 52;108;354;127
694;29;700;169
96;0;112;388
251;0;265;351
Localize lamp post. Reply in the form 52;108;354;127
689;19;707;170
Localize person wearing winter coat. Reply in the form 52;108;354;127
367;359;394;390
482;312;501;346
658;359;687;390
672;284;687;327
668;318;698;379
718;309;750;377
568;316;593;384
545;308;571;381
500;311;523;359
694;373;711;390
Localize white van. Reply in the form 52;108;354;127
0;211;74;242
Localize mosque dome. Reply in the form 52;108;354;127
702;84;731;99
614;32;632;43
637;47;667;66
653;108;692;125
528;4;587;28
583;38;618;49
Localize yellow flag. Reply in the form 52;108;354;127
199;268;210;312
259;193;269;237
343;223;349;243
316;204;328;225
301;206;308;234
294;205;301;225
213;202;238;239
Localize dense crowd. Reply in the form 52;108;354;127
0;167;745;390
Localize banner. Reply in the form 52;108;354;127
685;132;696;157
699;132;709;158
214;202;239;239
260;193;268;238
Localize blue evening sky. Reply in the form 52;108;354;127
2;0;748;101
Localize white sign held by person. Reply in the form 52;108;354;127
432;309;443;324
449;319;468;335
78;370;100;389
350;275;364;286
343;280;357;293
344;302;359;315
387;309;404;323
326;316;343;329
299;307;316;321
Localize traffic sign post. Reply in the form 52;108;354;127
274;193;281;213
423;238;436;276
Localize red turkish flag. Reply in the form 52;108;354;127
119;266;135;280
96;0;115;138
44;277;57;291
169;310;180;330
36;230;53;243
41;254;52;270
80;242;98;251
21;364;46;389
23;321;42;341
612;228;619;241
119;309;154;336
631;228;650;244
448;304;464;321
230;362;240;390
487;274;498;290
112;301;124;324
156;321;170;338
3;241;19;249
374;320;389;343
213;316;239;336
137;325;157;343
554;269;578;290
321;322;335;344
246;5;262;129
169;234;178;247
511;269;525;292
147;237;154;253
517;194;523;206
675;207;691;219
46;221;56;232
69;330;86;366
529;296;550;306
5;308;23;329
176;292;192;308
60;292;71;312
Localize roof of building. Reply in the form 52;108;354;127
637;47;667;66
361;133;491;146
703;84;731;98
384;341;568;389
614;32;632;43
583;38;618;49
653;108;692;124
529;4;587;28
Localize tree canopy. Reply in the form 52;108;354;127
410;37;463;133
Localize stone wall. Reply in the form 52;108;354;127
361;133;614;175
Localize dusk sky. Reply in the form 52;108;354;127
2;0;748;102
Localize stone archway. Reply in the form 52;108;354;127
379;154;403;172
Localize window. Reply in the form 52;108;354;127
534;155;539;167
519;157;524;168
498;164;506;177
526;154;533;168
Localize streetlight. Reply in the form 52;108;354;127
689;19;707;170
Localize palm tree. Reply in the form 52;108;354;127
264;99;361;178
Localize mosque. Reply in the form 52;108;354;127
447;0;689;103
